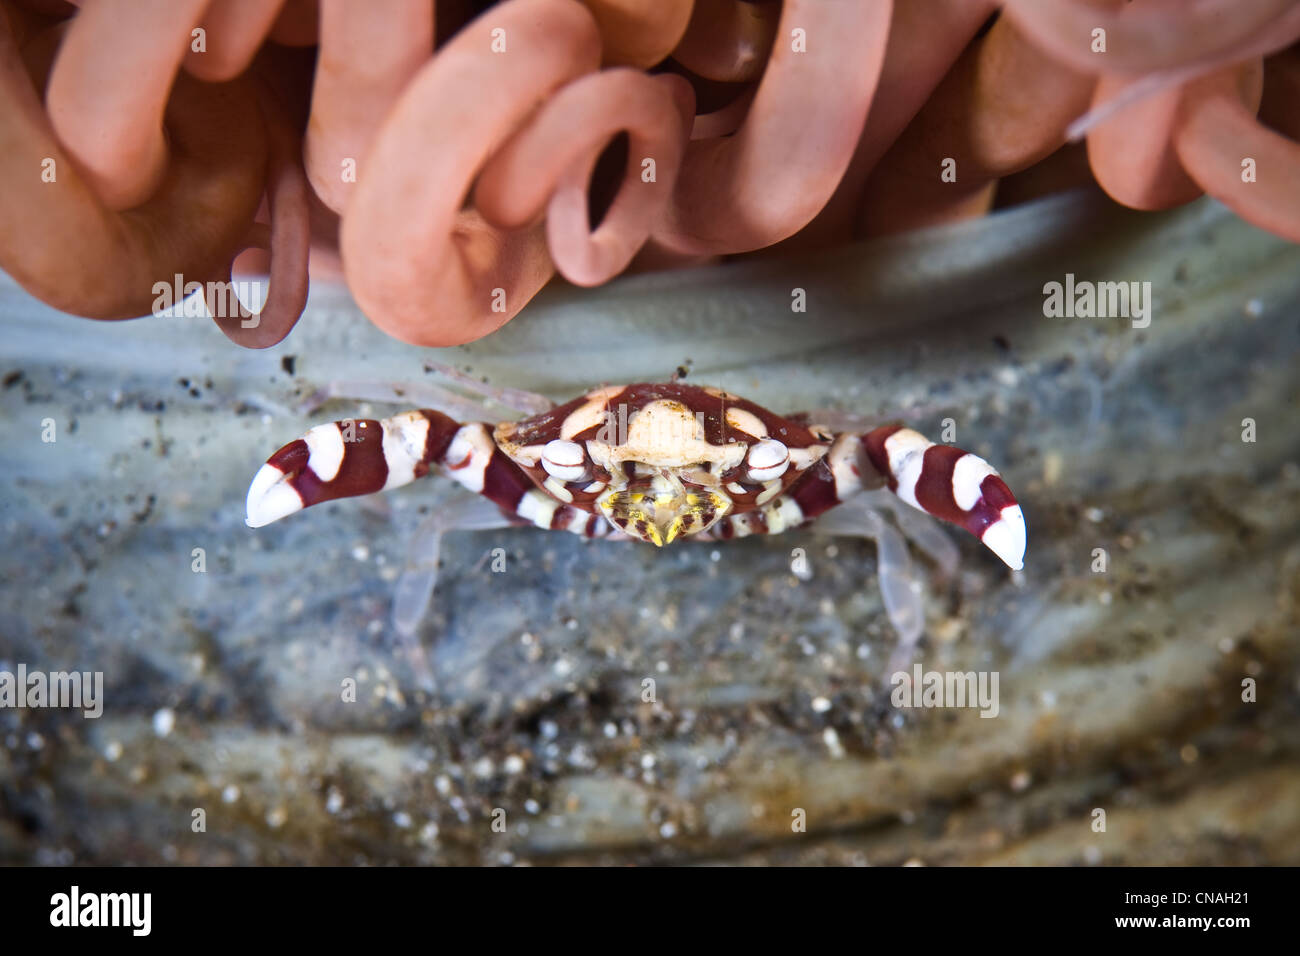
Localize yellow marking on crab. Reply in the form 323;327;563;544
598;482;731;546
664;490;731;544
598;490;663;546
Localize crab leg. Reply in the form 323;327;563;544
860;426;1025;571
246;409;623;541
791;427;1026;571
420;360;555;416
295;379;516;422
246;409;463;527
392;491;519;656
809;495;926;648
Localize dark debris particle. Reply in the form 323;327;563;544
281;355;297;376
132;494;157;524
993;335;1011;352
3;370;23;388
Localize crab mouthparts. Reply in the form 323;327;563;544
597;474;731;546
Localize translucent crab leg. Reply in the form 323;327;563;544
420;359;555;416
296;379;518;423
810;497;925;651
870;489;961;579
392;493;520;692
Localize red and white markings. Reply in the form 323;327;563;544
441;424;498;494
861;425;1026;571
247;384;1025;572
245;382;1030;655
245;410;459;528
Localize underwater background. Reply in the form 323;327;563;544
2;191;1298;864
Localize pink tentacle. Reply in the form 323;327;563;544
45;0;212;210
1175;68;1300;242
580;0;694;69
857;12;1095;237
213;73;311;348
1064;3;1300;141
777;0;999;250
1088;62;1262;211
339;0;602;347
183;0;287;82
653;0;892;255
305;0;434;215
0;9;267;319
476;69;694;286
1003;0;1295;75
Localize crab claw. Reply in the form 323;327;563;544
978;499;1027;572
246;457;310;528
246;410;462;528
862;426;1026;571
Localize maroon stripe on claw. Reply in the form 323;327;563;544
961;474;1019;538
265;438;311;477
480;449;534;513
913;444;965;526
787;458;841;520
270;421;390;507
861;425;903;489
417;409;460;470
914;448;1023;540
979;474;1017;511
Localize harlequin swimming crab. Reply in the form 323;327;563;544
245;373;1025;654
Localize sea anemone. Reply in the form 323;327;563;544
1;0;1297;347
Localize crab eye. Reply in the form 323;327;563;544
746;438;789;483
542;439;588;482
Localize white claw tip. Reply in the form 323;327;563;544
245;463;304;528
981;504;1026;571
